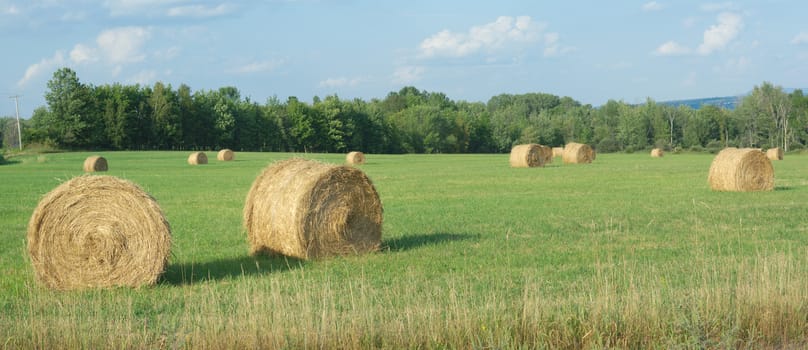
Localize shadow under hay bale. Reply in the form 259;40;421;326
708;148;774;192
509;144;544;168
766;147;783;161
651;148;664;158
217;149;234;161
83;156;108;172
346;151;365;165
27;175;171;290
563;142;595;164
188;151;208;165
243;158;383;260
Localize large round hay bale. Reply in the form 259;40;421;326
83;156;108;172
650;148;664;158
552;147;564;157
509;144;544;168
766;147;783;161
346;151;365;165
217;149;234;161
27;175;171;290
243;158;383;260
708;148;774;192
563;142;595;164
188;152;208;165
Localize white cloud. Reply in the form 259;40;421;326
167;3;234;18
229;60;283;74
792;32;808;45
642;1;664;11
318;77;364;88
17;51;66;87
4;4;20;15
418;16;543;58
128;70;157;85
697;12;742;55
392;66;425;84
96;26;151;64
70;44;98;64
103;0;182;16
653;41;691;56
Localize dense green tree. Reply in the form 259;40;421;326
43;68;95;148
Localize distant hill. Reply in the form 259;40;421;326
659;95;742;110
659;88;806;110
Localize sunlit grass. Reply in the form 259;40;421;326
1;151;806;348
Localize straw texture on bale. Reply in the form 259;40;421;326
83;156;108;172
539;145;553;164
766;147;783;161
552;147;564;157
509;144;544;168
187;151;208;165
651;148;664;157
27;175;171;290
708;148;774;192
243;158;383;260
217;149;235;161
562;142;595;164
346;151;365;165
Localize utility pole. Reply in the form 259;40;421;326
9;95;22;150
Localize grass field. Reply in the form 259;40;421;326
1;150;806;349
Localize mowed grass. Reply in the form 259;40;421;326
0;151;806;349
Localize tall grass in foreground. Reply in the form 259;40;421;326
1;151;807;349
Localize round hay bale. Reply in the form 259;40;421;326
243;158;383;260
509;144;544;168
346;151;365;165
539;145;553;164
766;147;783;161
187;152;208;165
217;149;235;161
552;147;564;157
27;175;171;290
650;148;664;158
708;148;774;192
563;142;595;164
83;156;108;172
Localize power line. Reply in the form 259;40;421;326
9;95;22;150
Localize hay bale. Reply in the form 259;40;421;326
539;145;553;164
651;148;664;158
563;142;595;164
708;148;774;192
552;147;564;157
83;156;108;172
27;175;171;290
509;144;545;168
188;152;207;165
217;149;235;161
243;158;383;260
346;151;365;165
766;147;783;161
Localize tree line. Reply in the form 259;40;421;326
3;67;808;153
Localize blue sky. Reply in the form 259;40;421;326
2;0;807;118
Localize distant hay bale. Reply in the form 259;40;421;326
552;147;564;157
708;148;774;192
651;148;664;158
27;175;171;290
766;147;783;161
346;151;365;165
217;149;234;161
187;152;208;165
563;142;595;164
243;158;383;260
83;156;108;172
509;144;544;168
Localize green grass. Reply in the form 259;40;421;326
1;151;807;349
